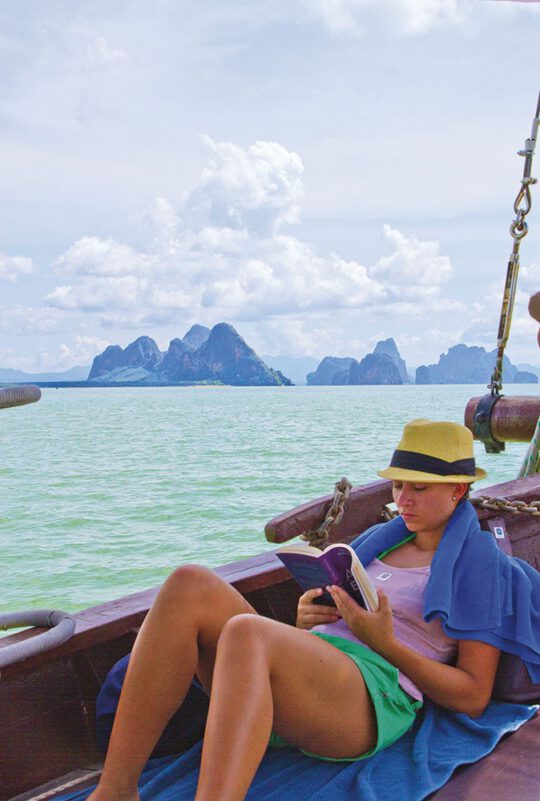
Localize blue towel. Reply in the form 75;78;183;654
60;701;537;801
351;501;540;681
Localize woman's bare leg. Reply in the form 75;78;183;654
194;614;377;801
88;565;256;801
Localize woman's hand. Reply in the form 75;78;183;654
326;586;396;654
296;588;341;629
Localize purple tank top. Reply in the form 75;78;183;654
312;557;458;701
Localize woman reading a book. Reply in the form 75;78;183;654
88;419;539;801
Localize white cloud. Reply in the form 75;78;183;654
304;0;467;37
0;305;62;335
45;137;459;332
370;224;454;299
183;137;305;236
0;252;34;282
253;317;336;357
458;259;540;363
54;236;156;277
46;275;146;312
518;261;540;293
85;37;129;69
400;327;464;357
58;335;110;367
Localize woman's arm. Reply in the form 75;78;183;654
379;635;500;717
328;586;501;718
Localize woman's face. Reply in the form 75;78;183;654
391;480;466;537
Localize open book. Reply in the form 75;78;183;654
275;542;379;611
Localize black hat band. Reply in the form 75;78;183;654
389;449;476;476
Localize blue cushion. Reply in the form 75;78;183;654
95;654;209;757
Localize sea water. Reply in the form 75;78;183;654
0;384;537;614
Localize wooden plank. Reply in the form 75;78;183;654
0;660;98;799
264;479;394;544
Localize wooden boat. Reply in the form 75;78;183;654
1;459;539;801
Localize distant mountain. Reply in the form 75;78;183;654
0;365;90;382
348;353;403;385
88;324;291;386
517;362;540;379
88;336;163;381
306;338;408;386
307;357;356;386
416;345;538;384
183;324;211;350
373;338;411;383
262;355;319;386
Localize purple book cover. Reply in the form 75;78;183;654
276;545;371;609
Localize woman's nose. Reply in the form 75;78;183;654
397;487;413;507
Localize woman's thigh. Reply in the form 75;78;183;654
223;615;377;759
145;565;257;692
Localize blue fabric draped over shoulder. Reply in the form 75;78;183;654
350;501;540;682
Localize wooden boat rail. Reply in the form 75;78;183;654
1;476;540;801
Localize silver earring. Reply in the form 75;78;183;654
452;496;457;501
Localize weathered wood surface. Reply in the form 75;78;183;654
2;475;540;800
264;479;393;544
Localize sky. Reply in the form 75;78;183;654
1;0;540;374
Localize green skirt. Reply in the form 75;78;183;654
268;633;422;761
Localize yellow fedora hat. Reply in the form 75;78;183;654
378;419;487;483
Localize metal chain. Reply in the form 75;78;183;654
300;477;353;548
489;92;539;395
470;495;540;516
381;504;399;521
381;495;540;519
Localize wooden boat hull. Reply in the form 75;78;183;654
1;476;539;801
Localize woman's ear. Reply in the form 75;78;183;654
453;483;468;502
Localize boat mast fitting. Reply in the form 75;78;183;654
471;91;540;453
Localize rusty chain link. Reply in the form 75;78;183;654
470;495;540;516
381;504;399;521
300;477;353;549
382;496;540;520
489;92;539;395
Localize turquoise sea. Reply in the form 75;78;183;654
1;384;537;615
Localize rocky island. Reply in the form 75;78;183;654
87;323;291;387
3;334;538;389
416;344;538;385
306;339;537;386
307;338;410;385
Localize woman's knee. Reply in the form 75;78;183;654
161;564;219;604
219;613;270;649
217;614;278;663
